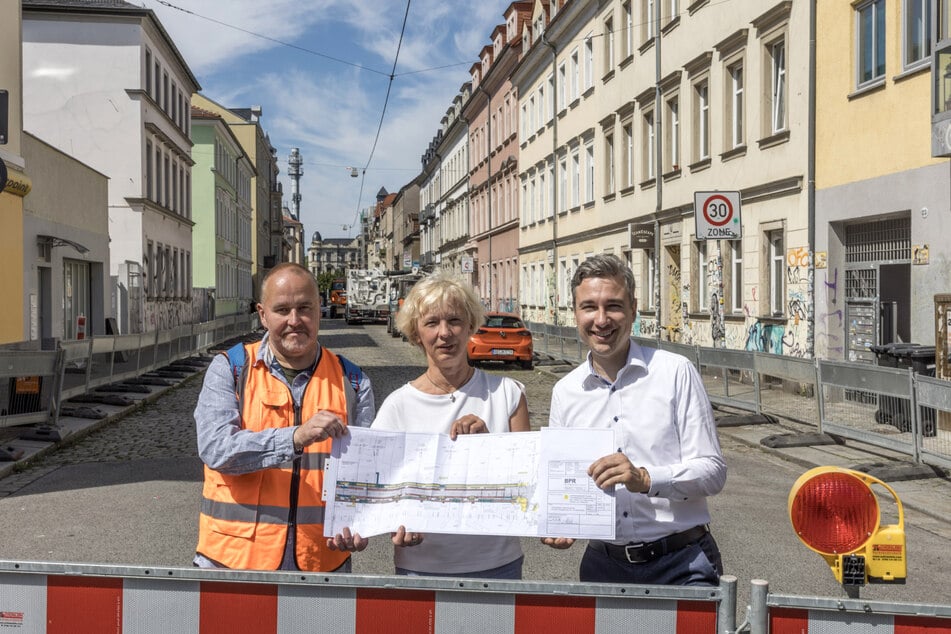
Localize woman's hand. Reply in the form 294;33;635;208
326;526;369;552
392;525;424;548
450;414;488;439
540;537;575;550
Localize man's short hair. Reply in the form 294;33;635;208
260;263;319;302
570;254;637;308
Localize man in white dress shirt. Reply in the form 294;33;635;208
542;254;727;586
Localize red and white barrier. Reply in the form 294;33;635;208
770;606;951;633
0;568;720;634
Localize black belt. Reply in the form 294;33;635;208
592;525;709;564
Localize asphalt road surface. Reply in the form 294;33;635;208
0;319;949;613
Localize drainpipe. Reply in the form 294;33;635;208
807;0;817;358
653;0;662;339
543;31;560;328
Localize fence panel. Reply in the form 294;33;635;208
817;360;918;460
657;341;699;367
753;354;820;427
697;347;759;414
759;592;951;634
58;340;93;401
0;350;61;428
913;374;951;470
110;333;144;384
87;335;116;391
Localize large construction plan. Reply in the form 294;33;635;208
323;426;616;539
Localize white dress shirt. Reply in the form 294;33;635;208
549;339;726;544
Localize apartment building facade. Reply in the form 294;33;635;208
814;0;948;361
22;0;201;334
464;2;533;314
512;0;811;356
190;103;254;320
191;94;283;302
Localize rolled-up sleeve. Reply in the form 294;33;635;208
194;355;297;475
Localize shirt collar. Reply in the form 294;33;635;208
582;338;647;387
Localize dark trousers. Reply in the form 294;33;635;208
580;532;723;586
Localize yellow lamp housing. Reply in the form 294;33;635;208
788;466;906;586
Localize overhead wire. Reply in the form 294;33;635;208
346;0;412;237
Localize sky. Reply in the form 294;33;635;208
139;0;514;241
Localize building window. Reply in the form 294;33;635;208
645;248;656;309
145;49;152;96
571;150;580;207
694;80;710;161
585;35;594;89
604;131;615;194
903;0;932;67
768;230;784;316
768;40;786;133
570;49;580;101
665;95;679;171
559;157;568;212
665;0;679;26
585;142;595;203
558;63;567;111
623;122;634;187
695;240;709;312
623;1;634;59
145;141;153;200
730;239;743;313
644;110;655;180
643;0;657;42
603;16;614;73
856;0;886;87
546;73;555;120
727;62;744;148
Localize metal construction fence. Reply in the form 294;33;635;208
0;561;949;634
527;322;951;472
0;314;259;431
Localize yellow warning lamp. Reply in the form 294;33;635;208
788;466;906;587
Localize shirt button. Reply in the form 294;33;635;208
613;416;619;422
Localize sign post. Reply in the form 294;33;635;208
694;191;742;240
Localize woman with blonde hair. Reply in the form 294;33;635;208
374;270;529;578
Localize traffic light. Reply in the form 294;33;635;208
788;467;906;586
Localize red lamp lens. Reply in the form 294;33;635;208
790;472;878;554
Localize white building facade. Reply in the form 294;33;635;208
22;1;200;333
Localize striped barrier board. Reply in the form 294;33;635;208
765;595;951;634
0;562;723;634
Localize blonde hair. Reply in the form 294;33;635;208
396;270;484;346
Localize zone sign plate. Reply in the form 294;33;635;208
694;191;742;240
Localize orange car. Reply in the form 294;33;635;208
467;312;534;370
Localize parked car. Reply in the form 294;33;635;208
467;312;534;370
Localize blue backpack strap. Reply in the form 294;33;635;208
336;353;363;425
222;342;249;406
336;353;362;392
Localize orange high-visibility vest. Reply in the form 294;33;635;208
197;341;350;571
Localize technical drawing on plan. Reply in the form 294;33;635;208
323;427;615;539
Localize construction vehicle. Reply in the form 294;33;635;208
345;269;390;325
327;277;346;318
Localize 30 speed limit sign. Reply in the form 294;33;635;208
694;191;742;240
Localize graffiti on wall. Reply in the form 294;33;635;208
815;267;844;355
